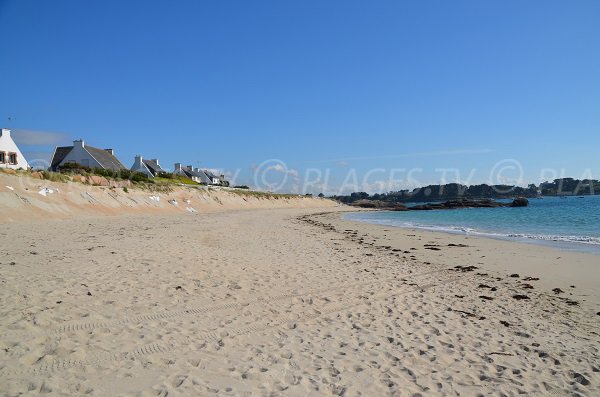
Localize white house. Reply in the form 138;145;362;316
131;155;165;178
172;163;212;184
203;169;225;185
49;139;126;171
0;128;29;170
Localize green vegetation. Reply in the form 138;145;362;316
540;178;600;196
56;163;202;187
227;189;302;200
154;175;198;185
41;170;70;183
59;162;149;182
332;178;600;204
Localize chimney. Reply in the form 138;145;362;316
151;159;159;166
220;174;225;181
0;128;10;138
134;155;143;166
187;165;194;171
105;148;114;155
174;163;182;171
194;168;200;173
74;139;85;148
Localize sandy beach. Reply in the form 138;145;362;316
1;203;598;396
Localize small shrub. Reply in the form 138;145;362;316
157;171;175;179
41;171;70;182
130;172;149;183
59;162;92;174
123;187;129;193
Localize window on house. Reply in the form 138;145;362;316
8;152;17;165
0;152;5;164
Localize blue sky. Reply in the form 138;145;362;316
1;0;599;193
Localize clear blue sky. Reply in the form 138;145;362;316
1;0;599;193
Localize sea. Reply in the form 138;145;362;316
344;195;600;254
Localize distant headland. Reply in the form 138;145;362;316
331;178;600;205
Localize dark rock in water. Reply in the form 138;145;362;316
350;199;408;211
407;197;529;211
552;288;564;294
512;294;530;300
349;197;531;212
510;274;520;278
500;320;510;327
510;197;529;207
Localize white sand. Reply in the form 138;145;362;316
0;199;599;395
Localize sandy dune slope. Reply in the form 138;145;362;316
0;173;335;223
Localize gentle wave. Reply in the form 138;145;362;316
346;216;600;246
504;233;600;245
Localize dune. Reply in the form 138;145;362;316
0;172;336;223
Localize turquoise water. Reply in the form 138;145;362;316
344;195;600;254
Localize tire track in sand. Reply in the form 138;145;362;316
1;271;464;376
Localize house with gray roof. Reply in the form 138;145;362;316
203;170;226;185
130;155;165;178
49;139;126;171
173;163;212;184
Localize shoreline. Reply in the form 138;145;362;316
1;207;598;395
325;209;600;305
344;211;600;255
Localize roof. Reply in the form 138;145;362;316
143;159;165;174
50;144;126;171
183;167;202;178
51;146;73;170
85;146;127;171
203;170;219;179
182;167;212;184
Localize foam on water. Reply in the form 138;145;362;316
344;195;600;253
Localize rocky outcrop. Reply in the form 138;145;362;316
510;197;529;207
408;198;528;210
88;175;111;186
350;199;407;211
352;198;528;211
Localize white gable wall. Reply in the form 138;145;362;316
131;155;153;177
0;129;29;170
59;140;103;169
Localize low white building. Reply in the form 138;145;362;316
0;128;29;170
49;139;126;171
131;155;165;178
172;163;212;184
